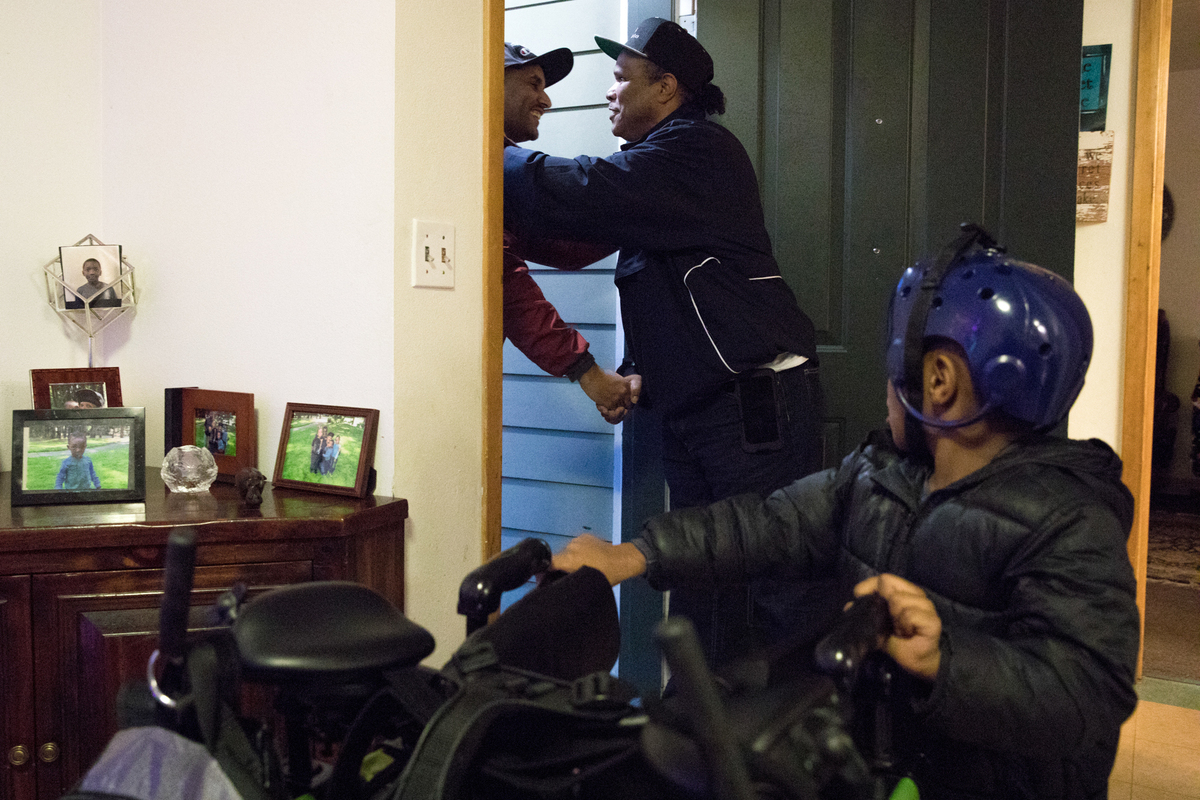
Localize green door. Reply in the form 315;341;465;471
619;0;1084;695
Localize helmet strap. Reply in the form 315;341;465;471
899;223;998;461
894;392;995;430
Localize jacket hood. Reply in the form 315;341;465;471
980;435;1133;532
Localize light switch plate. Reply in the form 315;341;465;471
411;220;454;288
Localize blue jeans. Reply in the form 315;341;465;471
661;365;840;669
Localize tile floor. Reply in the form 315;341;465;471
1109;682;1200;799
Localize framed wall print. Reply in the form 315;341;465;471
31;367;123;410
10;407;146;506
271;403;379;498
180;388;256;484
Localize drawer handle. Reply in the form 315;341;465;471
8;745;29;767
38;742;60;763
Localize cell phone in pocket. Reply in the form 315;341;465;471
735;369;783;452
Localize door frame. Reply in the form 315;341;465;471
1123;0;1172;679
484;0;504;561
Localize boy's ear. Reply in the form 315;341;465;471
923;349;965;411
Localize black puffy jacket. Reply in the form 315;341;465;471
636;432;1139;799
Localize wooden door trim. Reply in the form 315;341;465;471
484;0;504;561
1122;0;1172;679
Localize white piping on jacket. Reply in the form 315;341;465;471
683;258;790;374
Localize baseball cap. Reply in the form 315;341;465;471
504;42;574;88
595;17;714;94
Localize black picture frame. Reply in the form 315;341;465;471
10;408;146;506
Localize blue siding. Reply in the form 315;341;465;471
504;325;617;376
503;428;613;487
503;376;616;434
501;477;613;540
501;1;622;629
522;269;616;323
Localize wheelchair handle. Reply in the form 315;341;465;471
813;591;893;678
458;537;552;634
158;527;197;661
149;527;197;709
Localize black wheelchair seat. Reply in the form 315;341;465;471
233;581;435;682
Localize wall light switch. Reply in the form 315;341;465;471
412;219;455;288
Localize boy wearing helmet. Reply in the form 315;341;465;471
551;227;1139;798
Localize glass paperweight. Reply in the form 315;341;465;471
161;445;218;493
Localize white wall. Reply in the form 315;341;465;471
0;1;105;459
1071;0;1138;449
1159;67;1200;483
1;2;397;496
99;2;397;494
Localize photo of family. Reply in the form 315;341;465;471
278;413;366;489
194;409;238;457
49;382;108;409
59;243;123;310
19;421;131;492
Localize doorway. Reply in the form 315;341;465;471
1143;0;1200;698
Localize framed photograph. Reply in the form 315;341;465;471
180;388;256;483
31;367;123;410
271;404;379;498
10;407;146;506
58;242;125;309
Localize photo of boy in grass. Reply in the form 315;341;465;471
22;422;131;492
280;414;364;488
56;432;101;489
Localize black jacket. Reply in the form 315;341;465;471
504;106;816;414
635;432;1139;799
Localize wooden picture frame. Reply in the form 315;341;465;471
180;388;257;484
271;403;379;498
10;407;146;506
31;367;123;410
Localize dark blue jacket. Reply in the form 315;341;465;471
504;106;816;414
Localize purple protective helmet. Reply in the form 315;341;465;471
886;237;1093;432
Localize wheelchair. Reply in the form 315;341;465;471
62;528;912;800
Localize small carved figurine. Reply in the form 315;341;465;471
235;467;267;508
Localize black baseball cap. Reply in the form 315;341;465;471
595;18;714;94
504;42;574;88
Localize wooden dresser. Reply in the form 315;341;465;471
0;470;407;800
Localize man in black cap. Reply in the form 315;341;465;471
501;42;634;413
504;20;830;670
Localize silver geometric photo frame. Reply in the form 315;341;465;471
44;234;137;343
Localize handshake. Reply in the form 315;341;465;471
578;367;641;424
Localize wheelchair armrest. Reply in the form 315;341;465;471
457;537;552;634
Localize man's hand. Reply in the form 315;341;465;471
596;374;641;424
853;574;942;681
551;534;647;586
578;364;633;411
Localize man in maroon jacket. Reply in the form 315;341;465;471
503;42;636;416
